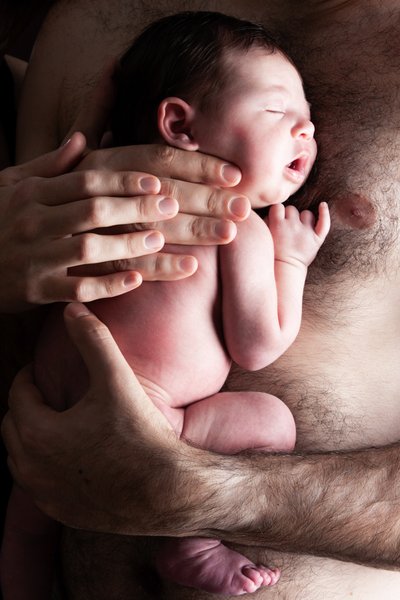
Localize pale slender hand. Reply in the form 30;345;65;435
0;133;200;312
68;62;250;248
79;144;249;245
266;202;330;268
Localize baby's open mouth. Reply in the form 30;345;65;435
285;154;309;183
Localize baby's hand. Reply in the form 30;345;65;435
267;202;330;268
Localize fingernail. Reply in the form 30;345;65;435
123;272;142;287
228;196;250;219
222;164;241;184
62;137;71;147
158;197;178;215
214;220;235;241
139;176;160;193
144;232;164;249
65;302;91;318
178;256;198;273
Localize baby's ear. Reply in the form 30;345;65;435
157;97;199;151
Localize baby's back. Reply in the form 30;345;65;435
35;245;231;410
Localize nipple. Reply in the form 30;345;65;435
333;193;377;230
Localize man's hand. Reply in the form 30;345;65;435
1;303;196;533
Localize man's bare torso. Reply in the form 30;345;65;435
18;1;400;598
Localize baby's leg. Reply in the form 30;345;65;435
156;391;295;595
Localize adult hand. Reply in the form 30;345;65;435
0;132;198;312
79;143;248;246
1;303;206;534
68;61;249;249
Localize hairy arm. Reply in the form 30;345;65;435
3;304;400;569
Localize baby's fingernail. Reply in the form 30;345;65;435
144;232;164;249
228;196;250;219
158;197;178;215
221;164;241;184
178;256;198;273
139;176;160;193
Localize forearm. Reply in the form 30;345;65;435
273;259;306;343
134;441;400;569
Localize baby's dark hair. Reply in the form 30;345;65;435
111;11;291;146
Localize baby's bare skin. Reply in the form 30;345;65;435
9;0;400;599
36;203;322;595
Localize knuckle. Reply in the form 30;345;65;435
152;253;167;275
80;170;101;196
85;196;108;228
206;189;220;214
76;233;98;262
19;422;41;454
101;277;115;298
135;196;150;221
69;279;89;302
160;178;179;200
200;154;212;180
152;144;177;171
111;259;132;273
126;233;140;256
189;217;205;239
15;211;42;242
119;171;136;195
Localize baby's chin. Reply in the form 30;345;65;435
249;190;291;209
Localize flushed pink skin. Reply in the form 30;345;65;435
191;48;317;208
9;49;324;598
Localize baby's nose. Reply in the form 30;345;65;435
292;119;315;140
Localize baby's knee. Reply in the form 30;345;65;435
250;393;296;453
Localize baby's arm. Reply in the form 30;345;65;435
219;203;330;370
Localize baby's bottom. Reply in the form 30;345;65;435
150;389;296;596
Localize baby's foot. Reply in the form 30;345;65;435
156;537;280;595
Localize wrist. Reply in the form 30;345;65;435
274;257;308;273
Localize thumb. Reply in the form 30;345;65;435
63;302;139;402
1;132;87;185
63;303;175;436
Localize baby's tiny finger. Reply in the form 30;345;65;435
299;210;316;226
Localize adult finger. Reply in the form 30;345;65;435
86;144;242;188
40;271;143;304
63;303;143;400
144;213;237;245
0;132;87;185
42;230;165;269
35;170;161;206
74;252;198;281
41;195;178;236
159;178;250;221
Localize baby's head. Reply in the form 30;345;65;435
112;11;316;207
